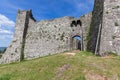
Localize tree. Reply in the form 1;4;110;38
3;48;6;53
0;50;2;53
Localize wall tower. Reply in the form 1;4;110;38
0;10;32;63
87;0;120;55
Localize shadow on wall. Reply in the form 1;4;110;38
71;20;82;27
87;0;105;55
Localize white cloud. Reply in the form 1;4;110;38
0;14;15;35
0;29;13;35
0;14;14;47
0;34;13;47
0;34;13;39
0;14;15;27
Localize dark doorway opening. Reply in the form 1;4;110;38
72;35;82;50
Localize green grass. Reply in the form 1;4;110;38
0;51;120;80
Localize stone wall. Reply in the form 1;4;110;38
87;0;104;54
24;12;92;60
0;10;92;64
99;0;120;55
87;0;120;55
0;10;30;64
2;0;120;64
80;13;92;50
24;17;82;59
4;0;120;64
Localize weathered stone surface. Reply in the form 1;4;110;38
0;10;29;64
87;0;120;56
1;0;120;64
99;0;120;55
0;10;91;64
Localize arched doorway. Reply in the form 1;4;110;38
72;35;82;50
70;19;84;51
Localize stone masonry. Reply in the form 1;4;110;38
0;0;120;64
88;0;120;56
0;10;91;64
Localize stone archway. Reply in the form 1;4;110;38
72;35;82;50
70;34;84;51
70;19;84;51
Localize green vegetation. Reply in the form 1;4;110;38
0;54;2;58
106;11;109;14
0;51;120;80
0;74;10;80
112;35;116;39
60;32;65;41
114;22;119;26
15;48;17;53
0;51;2;53
106;51;118;56
112;6;120;9
86;25;91;42
0;48;6;54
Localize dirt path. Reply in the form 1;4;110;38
63;50;80;56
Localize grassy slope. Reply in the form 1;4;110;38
0;51;120;80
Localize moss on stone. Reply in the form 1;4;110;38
106;11;109;14
112;6;120;9
60;32;65;40
114;22;119;26
15;48;17;53
112;35;116;39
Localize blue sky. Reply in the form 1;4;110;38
0;0;94;47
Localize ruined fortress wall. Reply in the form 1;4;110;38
24;17;82;59
87;0;120;55
80;13;92;50
24;13;92;60
87;0;104;53
0;11;92;64
0;0;98;64
0;11;29;64
2;0;120;64
99;0;120;55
